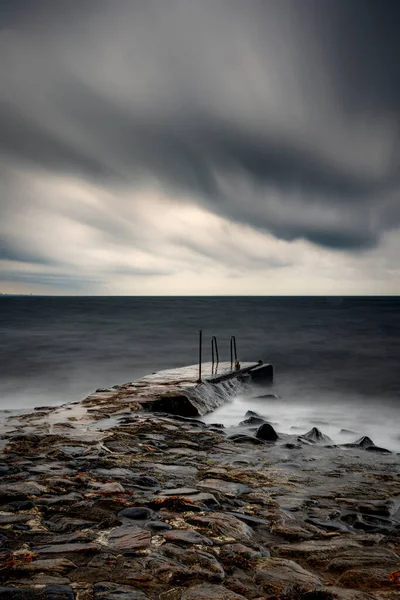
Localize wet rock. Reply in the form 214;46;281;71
338;566;398;589
152;463;198;477
130;475;160;489
196;479;251;496
0;586;75;600
36;493;83;507
7;500;35;511
45;515;97;533
160;487;198;496
162;529;214;545
327;547;399;572
118;507;155;520
365;445;391;453
93;581;148;599
227;434;264;445
238;416;267;426
219;543;266;561
305;518;349;532
253;557;322;591
0;513;32;525
187;512;253;541
93;468;136;479
255;423;278;442
0;481;47;501
11;558;77;573
181;584;246;599
341;435;375;448
164;545;225;581
89;481;125;493
274;537;366;566
107;525;151;551
34;542;101;554
336;497;392;517
158;589;183;600
299;427;331;444
144;520;172;532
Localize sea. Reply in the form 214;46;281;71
1;296;399;450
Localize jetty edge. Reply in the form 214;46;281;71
84;360;273;418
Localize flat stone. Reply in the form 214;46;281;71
93;581;148;599
181;584;247;600
107;525;151;551
0;481;48;500
196;479;251;496
160;487;198;496
274;537;365;566
253;557;322;590
152;464;198;477
11;558;77;572
162;529;214;545
34;542;101;554
305;517;349;532
338;566;398;589
89;481;125;493
0;586;75;600
327;547;400;572
144;521;172;532
227;434;264;445
7;500;35;511
0;513;32;525
155;544;226;583
187;512;254;541
130;475;160;488
93;468;137;479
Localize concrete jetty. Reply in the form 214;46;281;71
83;360;273;418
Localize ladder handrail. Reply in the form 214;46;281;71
230;335;237;370
211;335;219;374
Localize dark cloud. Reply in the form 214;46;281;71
0;0;400;278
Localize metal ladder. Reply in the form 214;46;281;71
197;330;238;382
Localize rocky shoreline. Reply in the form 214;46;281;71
1;373;400;600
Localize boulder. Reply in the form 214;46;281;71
299;427;331;444
255;423;278;442
118;507;155;520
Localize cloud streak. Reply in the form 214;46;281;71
0;0;399;293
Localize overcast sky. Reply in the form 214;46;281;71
1;0;399;295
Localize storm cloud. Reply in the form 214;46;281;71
0;0;399;293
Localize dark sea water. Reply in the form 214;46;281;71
1;296;399;449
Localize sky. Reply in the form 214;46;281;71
0;0;399;295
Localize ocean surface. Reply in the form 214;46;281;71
1;296;399;450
